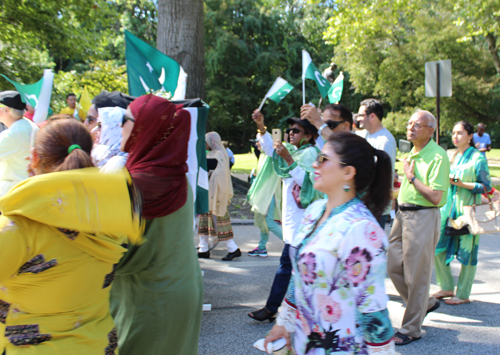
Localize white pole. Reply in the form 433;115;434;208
302;79;306;105
258;97;267;111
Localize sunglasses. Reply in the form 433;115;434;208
315;152;347;166
326;120;347;129
289;128;305;134
121;115;135;127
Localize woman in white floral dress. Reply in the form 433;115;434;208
265;132;395;354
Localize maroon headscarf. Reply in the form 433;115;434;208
125;94;190;219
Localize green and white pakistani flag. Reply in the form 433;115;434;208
258;77;294;110
302;50;330;101
0;69;54;123
125;30;187;99
174;101;210;215
328;72;344;104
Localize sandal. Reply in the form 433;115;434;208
445;297;470;305
432;290;454;299
248;307;277;322
394;331;421;346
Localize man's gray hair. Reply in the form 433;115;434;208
414;109;436;129
9;107;25;119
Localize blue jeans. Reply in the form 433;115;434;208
265;243;292;313
258;197;283;250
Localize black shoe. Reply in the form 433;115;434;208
425;300;440;317
198;250;210;259
222;248;241;261
248;307;277;322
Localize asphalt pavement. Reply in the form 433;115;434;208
197;223;500;355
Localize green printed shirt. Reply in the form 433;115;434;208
398;139;450;207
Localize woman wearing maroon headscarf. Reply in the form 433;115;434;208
109;94;203;355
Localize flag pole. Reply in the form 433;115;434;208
258;97;267;111
302;79;306;106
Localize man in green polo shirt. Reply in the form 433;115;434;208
388;110;450;345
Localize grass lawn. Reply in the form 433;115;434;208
232;153;258;175
236;149;500;178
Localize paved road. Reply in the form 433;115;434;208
197;224;500;354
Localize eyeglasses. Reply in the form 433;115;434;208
121;115;135;127
315;152;347;166
406;121;431;130
285;128;292;135
289;128;305;134
326;120;347;129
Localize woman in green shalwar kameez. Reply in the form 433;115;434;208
109;95;203;355
433;121;491;305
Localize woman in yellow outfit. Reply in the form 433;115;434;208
0;118;143;354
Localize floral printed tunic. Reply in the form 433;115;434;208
288;198;393;354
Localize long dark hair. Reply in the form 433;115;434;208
36;117;94;173
455;120;475;148
327;132;392;220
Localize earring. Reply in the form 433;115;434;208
343;184;350;192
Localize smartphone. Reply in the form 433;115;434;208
272;128;282;143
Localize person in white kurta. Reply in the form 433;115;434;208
248;111;321;322
0;91;39;197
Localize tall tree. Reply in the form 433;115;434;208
157;0;205;99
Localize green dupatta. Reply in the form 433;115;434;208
272;143;323;209
247;153;282;218
436;147;491;266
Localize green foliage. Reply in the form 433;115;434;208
204;0;338;152
324;0;500;144
52;60;128;113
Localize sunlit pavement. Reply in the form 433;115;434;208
197;224;500;354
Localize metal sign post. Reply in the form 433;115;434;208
425;59;451;146
436;63;440;145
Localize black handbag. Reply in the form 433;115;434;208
444;185;470;236
445;222;470;236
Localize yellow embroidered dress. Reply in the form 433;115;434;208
0;169;143;355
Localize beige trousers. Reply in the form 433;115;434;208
387;208;440;337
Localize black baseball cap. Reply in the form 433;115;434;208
286;117;319;137
0;91;26;110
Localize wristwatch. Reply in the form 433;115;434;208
409;176;416;184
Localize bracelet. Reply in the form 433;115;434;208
318;123;328;136
257;126;267;135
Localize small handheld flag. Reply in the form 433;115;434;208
328;72;344;104
258;77;294;110
302;50;330;102
1;69;54;123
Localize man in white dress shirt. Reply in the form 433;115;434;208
0;91;39;196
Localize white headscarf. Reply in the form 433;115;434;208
91;107;128;168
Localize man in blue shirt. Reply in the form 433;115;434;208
473;123;491;156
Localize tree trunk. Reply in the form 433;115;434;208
157;0;205;100
486;32;500;76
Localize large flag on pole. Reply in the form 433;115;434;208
125;30;187;99
258;77;294;110
302;50;330;98
1;69;54;123
178;102;209;215
328;72;344;103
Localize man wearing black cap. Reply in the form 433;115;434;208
248;109;321;322
0;91;39;196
